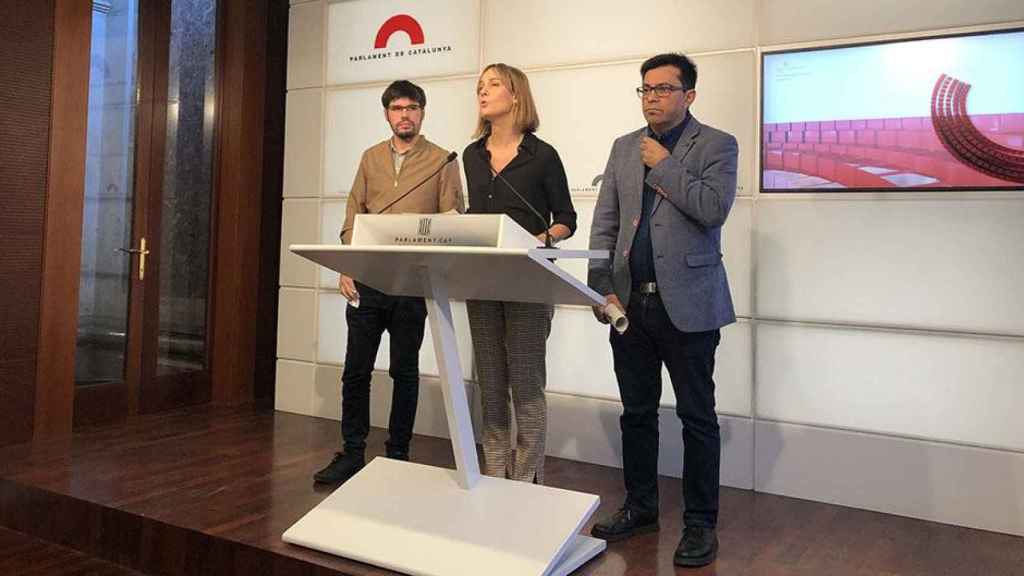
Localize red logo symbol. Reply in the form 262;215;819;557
931;74;1024;184
374;14;425;49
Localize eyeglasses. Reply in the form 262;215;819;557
636;84;689;99
387;104;422;113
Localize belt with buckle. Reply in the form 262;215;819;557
636;282;657;294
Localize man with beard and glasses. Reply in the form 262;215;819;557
314;80;464;485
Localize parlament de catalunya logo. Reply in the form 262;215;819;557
570;174;604;195
350;13;453;62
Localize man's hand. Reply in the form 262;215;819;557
640;136;670;168
339;274;360;303
592;293;624;324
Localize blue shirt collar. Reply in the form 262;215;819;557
647;111;690;151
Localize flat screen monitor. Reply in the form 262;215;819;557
761;28;1024;192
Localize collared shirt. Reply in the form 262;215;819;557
463;132;577;237
630;112;690;284
389;138;411;177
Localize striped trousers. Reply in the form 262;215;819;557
466;299;554;484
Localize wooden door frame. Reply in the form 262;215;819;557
135;0;216;415
70;0;174;427
34;0;93;439
33;0;283;440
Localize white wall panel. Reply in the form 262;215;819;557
689;51;756;197
482;0;756;68
313;366;483;441
304;375;755;489
316;292;474;378
527;53;755;204
755;420;1024;536
419;302;475;378
757;199;1024;334
547;392;755;489
760;0;1024;46
287;2;325;89
318;291;361;365
367;374;482;442
313;364;342;420
316;292;403;370
545;306;617;399
283;89;323;198
319;198;345;287
323;79;477;197
756;322;1024;451
547;309;752;417
714;320;753;417
278;288;318;362
723;198;752;317
325;0;480;85
528;63;644;202
276;360;316;415
557;196;595;284
280;199;320;287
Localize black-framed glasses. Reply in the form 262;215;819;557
387;103;422;113
636;84;688;98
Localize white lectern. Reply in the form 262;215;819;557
283;214;609;576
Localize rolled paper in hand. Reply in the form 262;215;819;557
603;302;629;334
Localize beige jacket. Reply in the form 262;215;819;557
340;136;464;243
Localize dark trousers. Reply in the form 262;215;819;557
341;282;427;456
610;291;721;528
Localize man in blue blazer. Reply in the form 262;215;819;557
587;52;738;568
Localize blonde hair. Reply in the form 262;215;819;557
473;63;539;139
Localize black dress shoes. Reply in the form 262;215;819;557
674;525;718;567
313;452;365;484
590;508;659;542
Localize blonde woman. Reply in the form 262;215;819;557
462;63;576;483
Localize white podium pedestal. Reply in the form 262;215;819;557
284;215;609;576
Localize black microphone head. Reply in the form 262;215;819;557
446;151;458;162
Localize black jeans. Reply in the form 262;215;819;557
610;291;721;528
341;282;427;456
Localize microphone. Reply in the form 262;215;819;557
494;171;551;248
487;148;552;245
376;151;458;214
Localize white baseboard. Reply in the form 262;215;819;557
755;420;1024;537
300;368;753;489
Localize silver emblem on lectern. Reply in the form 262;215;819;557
418;217;432;236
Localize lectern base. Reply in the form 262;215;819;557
549;535;607;576
283;458;605;576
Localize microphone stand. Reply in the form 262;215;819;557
491;170;553;249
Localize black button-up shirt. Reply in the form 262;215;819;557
630;113;690;285
463;132;577;237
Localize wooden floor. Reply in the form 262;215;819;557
0;526;144;575
0;405;1022;575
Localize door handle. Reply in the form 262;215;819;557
115;237;151;280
